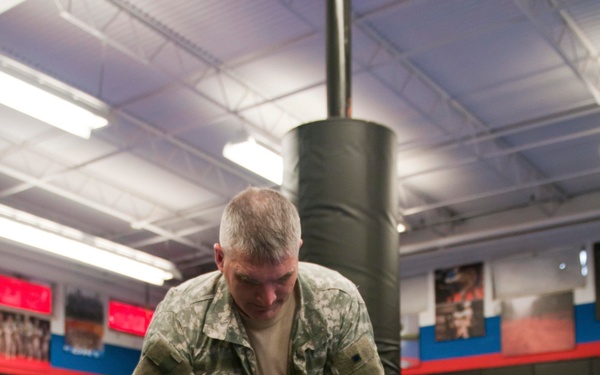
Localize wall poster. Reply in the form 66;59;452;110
0;310;51;362
400;314;420;369
501;290;575;357
434;262;485;341
64;286;104;358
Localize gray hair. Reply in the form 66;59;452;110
219;187;301;263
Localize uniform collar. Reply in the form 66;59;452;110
202;274;251;347
291;268;322;351
201;266;327;351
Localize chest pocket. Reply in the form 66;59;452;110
192;339;247;374
290;345;329;375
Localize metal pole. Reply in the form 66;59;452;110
326;0;352;118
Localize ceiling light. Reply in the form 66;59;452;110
397;222;407;233
223;137;283;185
579;249;587;266
580;249;588;276
0;0;25;15
0;204;180;286
0;55;108;139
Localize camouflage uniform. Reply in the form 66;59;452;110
133;262;383;374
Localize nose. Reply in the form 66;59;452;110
256;284;277;306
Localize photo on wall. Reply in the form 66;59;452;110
501;290;575;357
434;262;485;341
0;310;51;362
64;286;105;358
400;314;420;369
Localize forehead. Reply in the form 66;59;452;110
229;254;297;280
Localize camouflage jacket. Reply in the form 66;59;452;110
133;262;383;375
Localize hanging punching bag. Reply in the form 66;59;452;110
282;119;399;373
281;1;400;372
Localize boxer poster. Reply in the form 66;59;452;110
434;262;485;341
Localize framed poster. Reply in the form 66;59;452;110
63;286;104;358
501;290;575;356
434;262;485;341
0;310;51;362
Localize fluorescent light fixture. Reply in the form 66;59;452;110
0;204;180;286
579;249;587;266
223;138;283;185
0;56;108;139
580;249;588;276
0;0;26;15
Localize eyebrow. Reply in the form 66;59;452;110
277;272;294;282
235;271;294;284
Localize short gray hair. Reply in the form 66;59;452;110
219;187;301;263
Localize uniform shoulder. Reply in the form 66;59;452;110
159;270;222;310
298;262;357;293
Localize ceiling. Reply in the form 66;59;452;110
1;0;600;291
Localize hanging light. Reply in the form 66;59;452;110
223;137;283;185
0;204;180;286
0;55;109;139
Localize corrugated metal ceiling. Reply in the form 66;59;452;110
0;0;599;286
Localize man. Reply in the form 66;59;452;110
453;301;473;339
133;187;383;374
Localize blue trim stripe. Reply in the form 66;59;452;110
51;335;140;375
575;303;600;343
420;316;500;360
421;302;600;361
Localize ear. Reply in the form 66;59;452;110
299;239;303;249
214;243;225;272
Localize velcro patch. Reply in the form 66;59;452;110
332;335;381;374
141;334;192;374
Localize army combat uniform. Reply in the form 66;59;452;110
133;262;384;374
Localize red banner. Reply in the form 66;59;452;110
0;274;52;315
108;300;153;336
